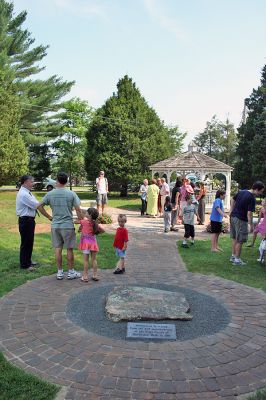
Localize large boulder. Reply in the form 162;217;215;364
106;286;193;322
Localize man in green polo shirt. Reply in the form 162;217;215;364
38;172;83;280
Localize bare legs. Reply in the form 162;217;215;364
82;251;98;280
211;233;222;252
97;204;105;214
55;248;74;271
232;239;242;258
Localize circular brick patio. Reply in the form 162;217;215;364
1;219;266;399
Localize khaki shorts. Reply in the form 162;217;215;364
96;193;108;206
230;217;249;244
51;228;76;249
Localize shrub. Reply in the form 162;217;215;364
206;221;230;234
97;213;113;224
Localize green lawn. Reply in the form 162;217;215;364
76;190;140;211
0;191;117;399
0;353;59;400
178;235;266;292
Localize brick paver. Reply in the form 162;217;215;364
1;209;266;399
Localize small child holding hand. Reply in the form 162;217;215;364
113;214;129;274
181;194;200;247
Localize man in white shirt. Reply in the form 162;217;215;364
16;175;40;270
160;178;170;215
96;171;108;214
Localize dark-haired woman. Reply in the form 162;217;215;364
197;182;206;224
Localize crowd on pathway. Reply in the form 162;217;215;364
16;171;265;283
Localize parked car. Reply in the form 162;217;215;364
16;177;56;191
42;177;56;191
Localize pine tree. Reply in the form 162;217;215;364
235;65;266;187
0;86;28;185
194;116;237;166
50;98;93;189
85;75;185;195
0;0;74;145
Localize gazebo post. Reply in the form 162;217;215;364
225;171;231;211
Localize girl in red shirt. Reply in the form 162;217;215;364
75;208;104;282
113;214;129;274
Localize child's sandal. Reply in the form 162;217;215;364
80;276;89;283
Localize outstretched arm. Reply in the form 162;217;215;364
37;204;52;221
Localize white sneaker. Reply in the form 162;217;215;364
233;259;247;266
57;269;64;280
229;256;235;262
257;258;265;263
67;270;81;280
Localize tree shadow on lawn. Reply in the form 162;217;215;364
0;230;116;298
178;235;266;292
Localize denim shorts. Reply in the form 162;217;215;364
115;247;126;258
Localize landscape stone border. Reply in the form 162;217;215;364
0;228;266;399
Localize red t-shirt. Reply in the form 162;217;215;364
113;227;129;250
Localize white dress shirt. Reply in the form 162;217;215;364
16;186;39;217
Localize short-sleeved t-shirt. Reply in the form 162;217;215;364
113;227;129;250
182;204;196;225
231;190;256;222
96;177;108;194
42;188;80;228
210;198;224;223
164;203;172;212
171;187;180;204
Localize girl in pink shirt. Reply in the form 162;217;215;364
75;208;104;282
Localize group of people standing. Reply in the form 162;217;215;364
139;177;206;228
16;171;129;282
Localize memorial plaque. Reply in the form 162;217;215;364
127;322;176;340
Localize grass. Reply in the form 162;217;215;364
0;190;118;399
0;353;59;400
247;390;266;400
178;235;266;292
76;190;140;211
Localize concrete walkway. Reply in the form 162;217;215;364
1;209;266;399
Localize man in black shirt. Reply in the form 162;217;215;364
230;181;265;266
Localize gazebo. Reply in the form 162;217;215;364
149;142;233;210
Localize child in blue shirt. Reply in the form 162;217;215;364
210;190;227;252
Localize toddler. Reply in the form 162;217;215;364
181;194;200;248
113;214;129;274
247;198;266;247
75;208;104;282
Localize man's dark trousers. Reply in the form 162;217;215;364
19;216;35;269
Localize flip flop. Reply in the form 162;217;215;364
80;276;89;283
92;276;99;281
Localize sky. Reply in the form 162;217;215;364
14;0;266;147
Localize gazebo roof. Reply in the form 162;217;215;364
149;150;233;172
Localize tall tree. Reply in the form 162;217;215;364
235;65;266;188
0;86;28;185
29;144;51;181
50;98;93;189
0;0;74;145
194;115;237;166
85;75;185;195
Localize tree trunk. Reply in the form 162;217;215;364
120;183;128;197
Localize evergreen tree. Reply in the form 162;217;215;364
194;115;237;166
234;65;266;188
29;144;51;181
0;0;74;144
51;98;93;189
0;86;28;185
85;75;185;195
